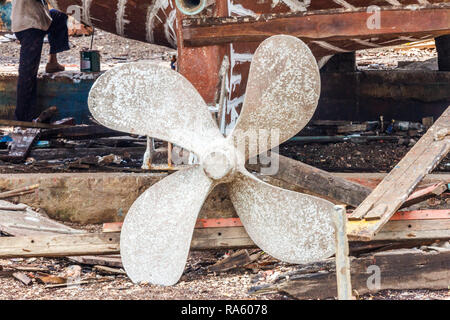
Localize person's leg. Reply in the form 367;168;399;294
15;29;46;121
46;9;70;73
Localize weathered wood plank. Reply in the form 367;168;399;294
182;7;450;47
1;128;41;163
275;249;450;299
40;125;126;140
0;233;120;258
0;202;84;237
247;154;371;207
400;182;448;209
348;106;450;240
0;119;69;129
1;214;449;258
333;206;353;300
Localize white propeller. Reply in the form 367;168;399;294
88;35;335;286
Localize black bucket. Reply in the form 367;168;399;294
80;50;101;72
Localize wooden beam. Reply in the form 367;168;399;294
2;210;449;258
40;125;126;140
400;182;448;209
0;119;69;129
348;106;450;241
247;155;371;207
273;249;450;299
182;6;450;47
0;233;120;258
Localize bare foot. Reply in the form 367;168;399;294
45;63;65;73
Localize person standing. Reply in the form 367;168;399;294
11;0;70;122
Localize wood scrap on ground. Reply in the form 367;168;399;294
12;272;32;285
0;128;41;163
257;248;450;299
68;255;123;268
401;182;448;208
0;184;39;200
208;250;257;273
93;265;126;275
0;200;82;236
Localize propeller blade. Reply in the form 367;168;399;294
88;61;224;157
228;170;335;264
229;35;320;159
120;165;215;285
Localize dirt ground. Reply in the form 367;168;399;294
280;140;450;173
1;251;449;300
0;30;173;68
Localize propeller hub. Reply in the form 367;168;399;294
201;149;235;181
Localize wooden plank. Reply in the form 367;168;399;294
274;249;450;299
390;209;450;221
67;255;122;268
195;218;242;229
182;6;450;47
2;214;449;258
348;106;450;240
373;220;450;241
104;210;450;234
0;184;39;200
192;227;256;250
2;128;41;163
104;210;450;239
0;202;84;237
247;154;372;207
333;206;353;300
208;250;253;273
0;119;69;129
40;125;126;140
12;272;32;286
401;182;448;208
0;233;120;258
0;201;27;211
8;146;147;161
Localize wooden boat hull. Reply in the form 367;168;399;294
47;0;450;131
47;1;450;53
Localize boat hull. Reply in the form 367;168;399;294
47;0;450;132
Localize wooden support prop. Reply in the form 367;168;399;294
182;6;450;47
333;206;353;300
247;154;371;207
273;249;450;300
348;106;450;241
